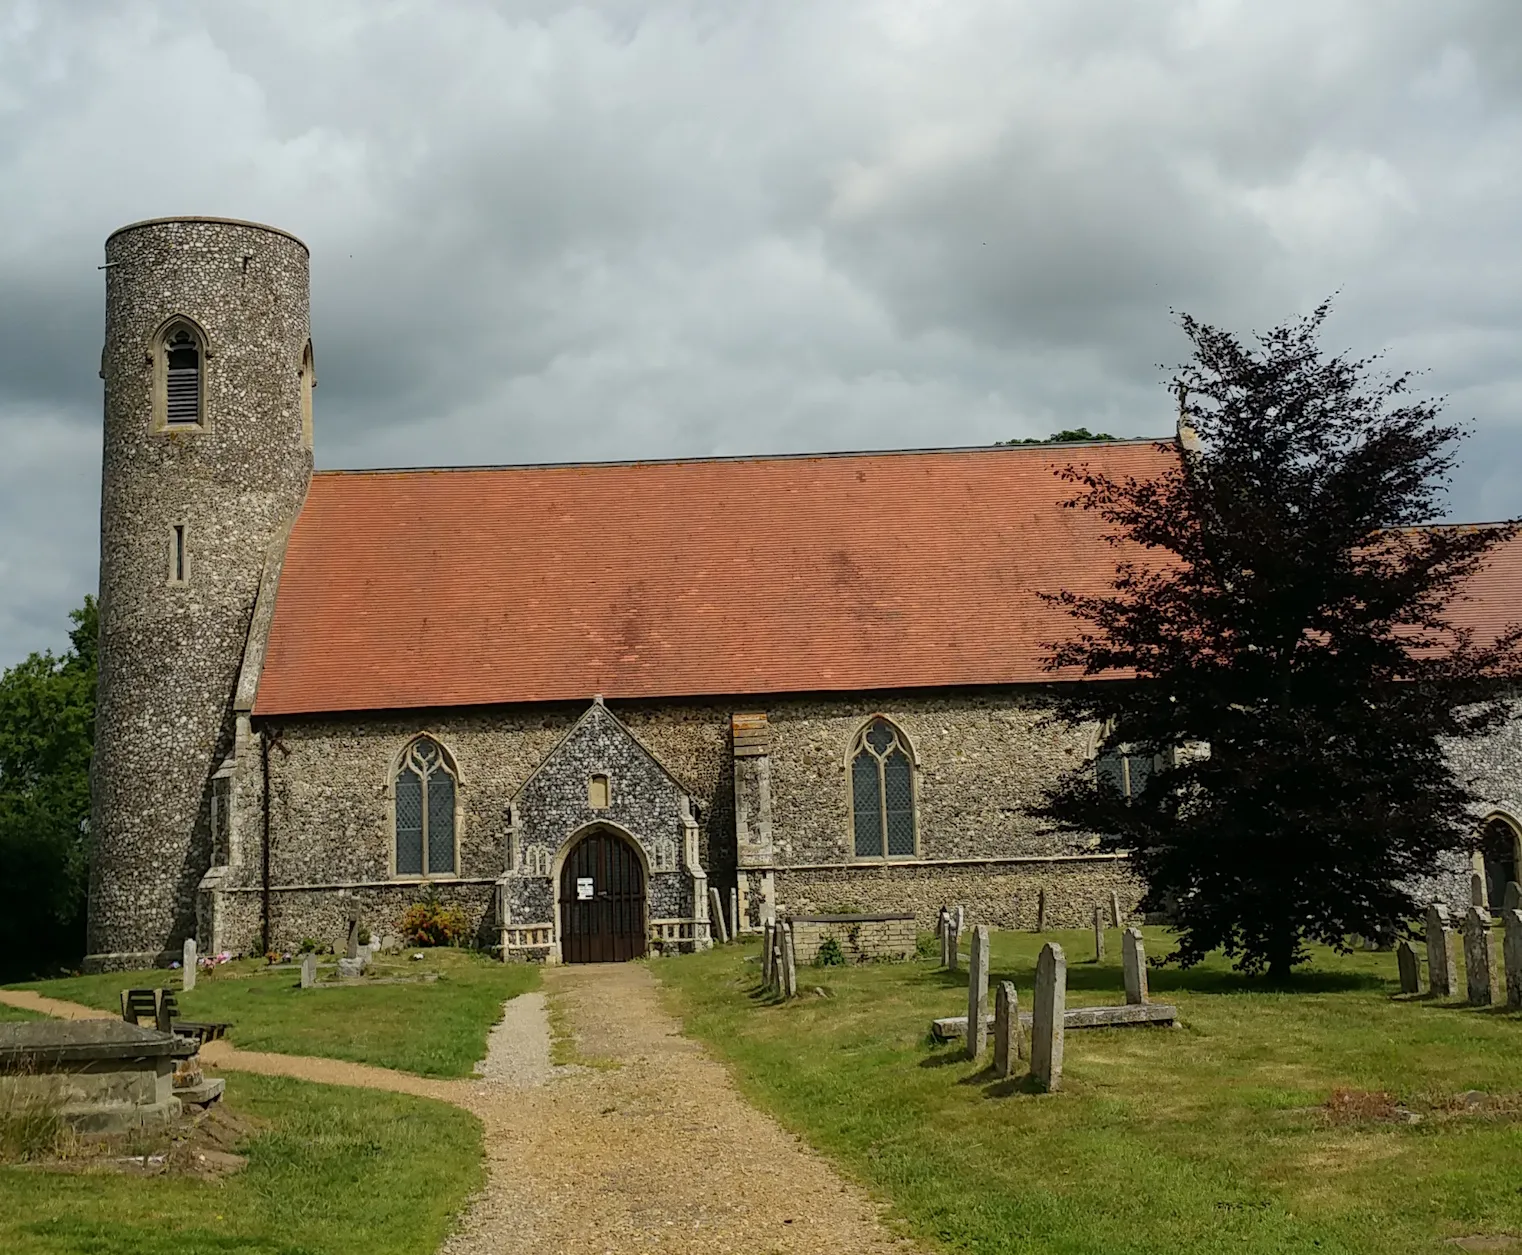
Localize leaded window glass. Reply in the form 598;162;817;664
1096;747;1153;802
394;737;457;876
850;718;917;859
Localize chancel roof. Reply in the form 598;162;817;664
252;440;1187;716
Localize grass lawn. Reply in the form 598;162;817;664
0;1004;43;1023
657;928;1522;1255
7;947;537;1077
0;1070;482;1255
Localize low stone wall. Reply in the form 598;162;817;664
770;857;1143;931
788;913;916;964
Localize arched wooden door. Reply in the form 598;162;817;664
558;830;647;963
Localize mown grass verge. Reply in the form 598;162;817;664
0;1070;482;1255
656;928;1522;1255
8;947;538;1077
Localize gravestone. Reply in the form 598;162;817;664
1504;881;1522;914
993;981;1021;1078
1503;909;1522;1010
1092;905;1105;962
1395;939;1421;995
1471;872;1488;910
1122;927;1148;1005
1464;906;1500;1006
965;925;990;1062
1036;888;1047;932
938;908;951;967
955;905;965;935
181;939;197;992
761;921;775;985
780;923;798;999
300;953;317;989
1031;942;1067;1093
948;915;961;973
729;887;740;938
1425;903;1458;997
1110;890;1122;928
345;914;360;961
338;957;365;979
709;887;729;943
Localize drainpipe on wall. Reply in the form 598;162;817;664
261;727;271;955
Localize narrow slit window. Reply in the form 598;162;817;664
170;524;187;584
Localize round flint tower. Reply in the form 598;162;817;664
89;217;313;967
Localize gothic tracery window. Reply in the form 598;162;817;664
394;737;458;877
154;318;207;429
850;717;917;859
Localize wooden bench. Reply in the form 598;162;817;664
119;988;231;1047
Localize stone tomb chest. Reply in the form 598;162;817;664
0;1020;193;1133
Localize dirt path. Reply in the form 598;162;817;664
2;971;919;1254
441;963;915;1255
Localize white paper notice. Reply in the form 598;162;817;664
576;877;594;900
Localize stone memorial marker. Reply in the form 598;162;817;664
1395;939;1421;995
761;921;775;985
938;908;951;967
965;925;991;1062
338;956;365;979
1110;890;1123;928
345;914;360;961
181;938;196;991
1426;903;1458;997
948;915;961;973
709;887;729;943
1504;908;1522;1010
1092;905;1105;962
1122;927;1148;1005
955;904;965;935
300;953;317;988
1505;881;1522;914
1464;906;1500;1006
1031;942;1067;1093
1036;888;1047;932
780;923;798;999
993;981;1021;1078
729;887;740;938
1472;872;1488;910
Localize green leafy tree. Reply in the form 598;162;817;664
1040;303;1521;978
999;427;1118;445
0;597;96;979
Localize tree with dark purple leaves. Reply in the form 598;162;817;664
1040;302;1522;979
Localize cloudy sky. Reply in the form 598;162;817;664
1;0;1520;666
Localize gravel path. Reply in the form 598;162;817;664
440;963;916;1255
3;970;921;1255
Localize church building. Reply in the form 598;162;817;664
84;217;1522;970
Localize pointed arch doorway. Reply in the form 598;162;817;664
558;828;648;963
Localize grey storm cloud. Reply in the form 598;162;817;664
1;0;1520;663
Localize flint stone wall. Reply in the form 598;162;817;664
787;913;917;963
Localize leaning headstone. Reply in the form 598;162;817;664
1395;939;1421;995
1122;927;1148;1004
1110;890;1122;928
1035;888;1047;932
761;921;775;985
965;925;990;1062
300;953;317;988
993;981;1021;1078
729;887;740;938
780;923;798;999
1092;905;1105;962
1504;881;1522;914
1030;942;1067;1093
948;915;961;973
1503;908;1522;1010
709;887;729;943
181;939;197;991
1472;872;1488;910
1426;903;1457;997
1464;906;1500;1006
345;914;360;961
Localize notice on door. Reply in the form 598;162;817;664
576;877;594;900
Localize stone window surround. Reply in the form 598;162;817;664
845;714;921;863
386;733;466;882
148;313;211;434
166;520;189;586
299;339;316;451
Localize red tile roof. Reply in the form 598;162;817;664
254;441;1184;716
1432;525;1522;651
